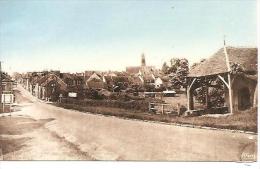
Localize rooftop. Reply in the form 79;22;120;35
189;46;257;77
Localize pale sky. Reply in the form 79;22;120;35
0;0;257;73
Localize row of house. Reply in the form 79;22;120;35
17;55;170;101
19;71;85;101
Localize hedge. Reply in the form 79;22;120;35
61;98;149;112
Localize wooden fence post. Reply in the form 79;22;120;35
177;103;180;116
161;104;164;115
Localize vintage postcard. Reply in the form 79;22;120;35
0;0;258;166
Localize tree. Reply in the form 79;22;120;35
161;62;169;74
144;83;155;92
164;58;189;89
175;59;189;88
168;58;180;73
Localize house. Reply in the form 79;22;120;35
60;73;85;98
129;75;144;87
26;72;66;101
1;73;15;112
32;72;85;101
154;76;171;89
39;73;68;101
187;46;257;113
30;75;42;96
1;73;14;94
154;77;164;88
104;75;130;92
35;75;49;99
60;73;84;87
86;72;106;90
21;73;31;90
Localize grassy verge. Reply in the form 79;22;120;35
54;103;257;133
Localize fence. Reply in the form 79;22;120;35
149;102;179;115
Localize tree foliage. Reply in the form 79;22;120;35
230;62;244;75
162;58;189;89
161;62;169;74
193;78;225;108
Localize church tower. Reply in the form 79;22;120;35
141;53;146;67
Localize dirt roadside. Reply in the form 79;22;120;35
0;115;93;160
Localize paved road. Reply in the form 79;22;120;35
1;85;257;161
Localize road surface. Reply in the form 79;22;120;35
0;85;257;161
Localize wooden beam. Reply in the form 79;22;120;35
205;85;210;109
218;74;233;114
187;78;196;111
217;75;229;89
223;38;233;114
188;78;197;91
227;73;233;114
187;87;190;110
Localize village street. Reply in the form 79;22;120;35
0;85;257;161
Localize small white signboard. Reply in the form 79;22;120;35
1;94;14;104
68;92;77;98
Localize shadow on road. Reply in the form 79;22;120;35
0;116;55;157
0;117;55;135
0;137;31;156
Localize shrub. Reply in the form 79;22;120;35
61;98;149;112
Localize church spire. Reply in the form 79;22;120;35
141;53;146;67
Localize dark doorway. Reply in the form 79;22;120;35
238;87;251;110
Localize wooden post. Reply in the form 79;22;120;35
9;103;11;117
253;84;258;107
223;38;233;114
205;85;209;109
187;88;190;110
187;88;194;110
177;103;180;116
189;89;194;110
161;104;164;115
227;73;233;114
187;78;196;111
3;95;5;113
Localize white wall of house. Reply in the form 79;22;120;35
155;77;163;88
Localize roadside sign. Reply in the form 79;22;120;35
1;94;14;104
68;92;77;98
